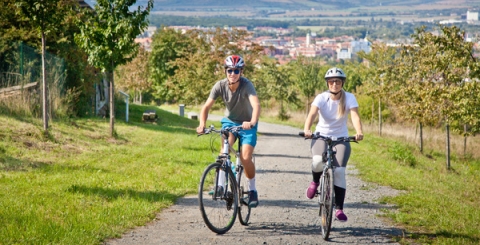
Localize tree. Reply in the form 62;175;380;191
115;47;150;104
164;27;263;106
392;25;480;168
75;0;153;137
256;57;300;120
149;26;194;103
15;0;75;131
357;43;398;136
289;56;323;115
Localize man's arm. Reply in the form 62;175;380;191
197;98;215;134
245;95;260;129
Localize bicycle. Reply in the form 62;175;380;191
198;125;252;234
299;132;357;240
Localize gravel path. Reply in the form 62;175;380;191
106;121;403;245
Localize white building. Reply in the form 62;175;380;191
337;46;351;60
351;38;371;54
467;11;479;23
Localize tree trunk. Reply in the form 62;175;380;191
464;124;467;157
378;98;382;136
446;124;451;169
41;31;48;131
109;70;115;137
371;101;374;125
419;122;423;153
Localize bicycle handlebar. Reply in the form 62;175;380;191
198;125;243;136
298;132;357;143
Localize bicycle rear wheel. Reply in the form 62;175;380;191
198;162;238;234
319;168;334;240
236;165;251;225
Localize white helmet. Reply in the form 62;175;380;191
325;67;346;80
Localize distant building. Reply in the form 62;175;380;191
337;46;351;60
467;11;479;22
439;19;464;24
351;38;371;55
134;37;152;51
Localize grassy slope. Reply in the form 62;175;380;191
0;104;220;244
0;103;479;244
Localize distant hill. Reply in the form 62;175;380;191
149;0;440;11
85;0;463;12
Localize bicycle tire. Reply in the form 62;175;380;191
198;162;238;234
319;167;334;240
236;165;251;225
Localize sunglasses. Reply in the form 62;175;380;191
327;79;343;85
226;69;241;75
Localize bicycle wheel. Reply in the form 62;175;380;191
319;168;334;240
198;162;238;234
236;165;251;225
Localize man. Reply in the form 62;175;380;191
196;55;261;208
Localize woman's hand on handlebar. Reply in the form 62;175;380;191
303;129;313;138
355;133;364;141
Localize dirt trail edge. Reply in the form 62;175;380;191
107;121;403;245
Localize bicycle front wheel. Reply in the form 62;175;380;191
198;162;238;234
236;165;251;225
319;168;334;240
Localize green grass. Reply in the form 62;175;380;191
0;104;220;244
1;103;479;244
350;132;480;245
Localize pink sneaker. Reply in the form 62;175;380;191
336;209;348;222
306;181;319;199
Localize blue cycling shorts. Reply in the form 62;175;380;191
221;118;257;147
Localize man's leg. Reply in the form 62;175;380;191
241;144;255;179
241;144;258;207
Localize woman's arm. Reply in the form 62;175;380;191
350;107;364;141
304;105;319;137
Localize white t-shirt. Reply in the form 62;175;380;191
311;91;359;137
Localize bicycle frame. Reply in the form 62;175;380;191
299;132;357;240
212;128;238;199
198;125;250;234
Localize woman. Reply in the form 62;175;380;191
303;67;364;222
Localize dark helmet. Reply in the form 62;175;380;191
224;55;245;69
325;67;346;80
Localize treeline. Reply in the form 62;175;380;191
114;24;480;166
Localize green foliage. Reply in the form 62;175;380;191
15;0;73;35
253;56;300;119
149;27;194;102
288;56;324;113
74;0;153;72
358;24;480;160
149;27;264;105
388;142;417;167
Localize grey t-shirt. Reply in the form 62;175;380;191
209;77;257;124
